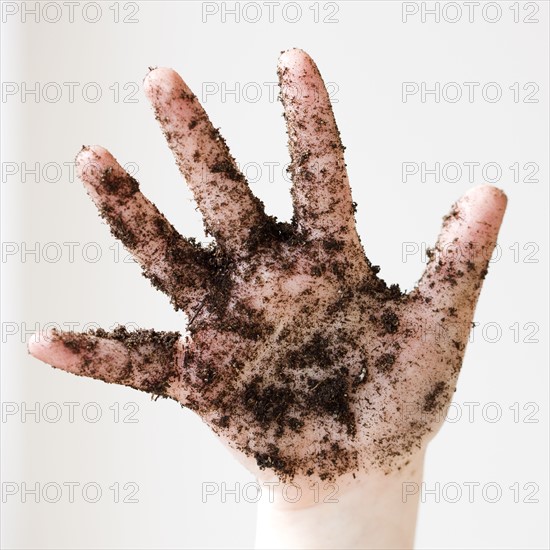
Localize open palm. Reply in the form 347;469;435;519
29;49;506;483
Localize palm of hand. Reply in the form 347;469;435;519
29;49;506;482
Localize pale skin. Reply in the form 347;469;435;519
29;49;507;549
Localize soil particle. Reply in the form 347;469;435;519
375;353;396;373
423;381;448;413
285;332;333;370
381;310;399;334
307;377;355;435
322;238;345;252
100;167;139;197
211;159;245;183
254;444;289;474
243;376;295;424
245;216;300;254
59;333;99;353
287;417;304;431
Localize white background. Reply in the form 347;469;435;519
1;1;548;548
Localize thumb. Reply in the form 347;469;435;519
416;185;507;320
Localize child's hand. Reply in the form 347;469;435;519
29;49;507;485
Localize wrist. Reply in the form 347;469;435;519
254;450;426;550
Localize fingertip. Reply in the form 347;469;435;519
75;145;117;182
27;331;44;358
76;144;110;163
143;66;171;88
460;185;508;228
279;47;306;60
463;184;507;205
143;67;185;101
278;48;313;71
28;330;63;365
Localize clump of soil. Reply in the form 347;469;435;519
307;376;355;435
381;310;399;333
423;381;448;413
375;353;396;372
243;376;295;424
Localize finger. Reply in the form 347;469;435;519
143;68;267;255
416;185;507;320
77;145;212;313
278;48;357;244
28;327;186;399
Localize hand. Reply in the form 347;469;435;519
29;49;507;488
